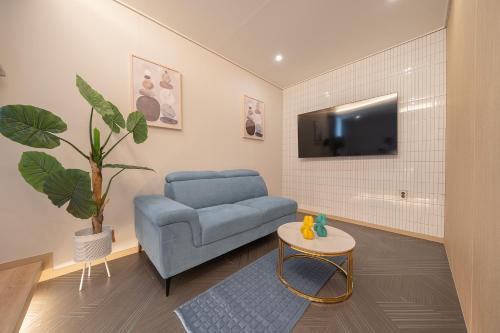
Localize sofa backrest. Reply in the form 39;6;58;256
164;169;268;209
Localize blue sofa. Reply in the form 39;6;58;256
134;169;297;295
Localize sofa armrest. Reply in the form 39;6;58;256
134;195;198;227
134;195;202;248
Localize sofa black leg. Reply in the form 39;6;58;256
138;243;142;252
165;278;171;297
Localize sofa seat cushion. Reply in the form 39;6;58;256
235;196;297;223
197;204;263;245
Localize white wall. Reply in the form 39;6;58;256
283;30;446;238
0;0;283;267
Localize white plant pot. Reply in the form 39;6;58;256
73;225;112;262
74;225;113;291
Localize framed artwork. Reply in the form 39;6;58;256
131;55;182;130
242;95;264;140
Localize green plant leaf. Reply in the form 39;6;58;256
91;127;102;163
103;164;154;171
126;111;148;143
102;103;125;133
18;151;64;193
0;105;67;148
92;128;101;153
44;169;96;219
76;75;125;132
76;75;112;115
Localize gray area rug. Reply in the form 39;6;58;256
175;248;345;333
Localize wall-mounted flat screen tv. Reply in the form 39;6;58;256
297;93;398;158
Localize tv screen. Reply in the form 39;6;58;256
297;93;398;158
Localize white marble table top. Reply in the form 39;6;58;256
277;222;356;255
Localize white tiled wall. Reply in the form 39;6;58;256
282;30;446;237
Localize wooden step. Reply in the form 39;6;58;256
0;262;42;333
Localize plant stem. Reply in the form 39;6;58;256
101;131;113;150
57;137;89;159
102;168;125;201
102;132;130;160
89;107;94;149
90;158;103;233
92;214;103;234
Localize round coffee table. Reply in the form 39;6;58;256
276;222;355;303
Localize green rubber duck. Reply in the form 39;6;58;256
314;214;328;237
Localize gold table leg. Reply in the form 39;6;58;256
276;240;353;304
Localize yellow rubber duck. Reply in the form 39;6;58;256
300;215;315;240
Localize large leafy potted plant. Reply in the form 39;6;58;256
0;75;153;288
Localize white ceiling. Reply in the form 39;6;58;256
119;0;449;88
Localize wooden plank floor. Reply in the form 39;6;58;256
20;219;466;333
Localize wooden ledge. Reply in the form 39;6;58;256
0;262;42;333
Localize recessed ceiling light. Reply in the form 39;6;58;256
274;54;283;62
